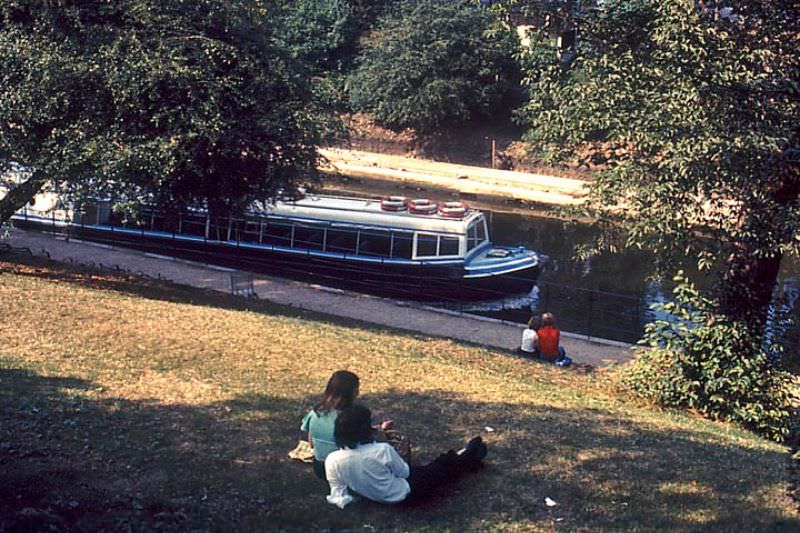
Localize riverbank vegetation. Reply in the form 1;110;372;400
1;252;797;531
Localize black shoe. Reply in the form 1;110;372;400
461;436;483;457
458;437;487;471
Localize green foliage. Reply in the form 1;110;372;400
347;0;397;31
276;0;359;73
621;275;798;442
0;0;329;220
518;0;800;325
349;0;522;133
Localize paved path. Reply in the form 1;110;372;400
5;228;632;368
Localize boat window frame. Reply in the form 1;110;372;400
261;218;295;247
355;227;392;258
291;221;327;251
325;224;359;255
390;230;414;259
413;232;439;258
466;216;489;252
438;235;461;257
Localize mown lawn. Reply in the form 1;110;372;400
1;252;797;532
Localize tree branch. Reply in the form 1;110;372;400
0;170;47;225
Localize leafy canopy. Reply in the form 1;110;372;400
0;0;327;219
349;0;522;133
518;0;800;323
276;0;359;74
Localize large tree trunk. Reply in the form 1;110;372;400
720;247;783;333
720;169;800;333
0;171;47;225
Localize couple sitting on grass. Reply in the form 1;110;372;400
519;312;571;366
301;370;488;508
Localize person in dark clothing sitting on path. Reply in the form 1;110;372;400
325;404;487;508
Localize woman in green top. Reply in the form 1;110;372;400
301;370;360;478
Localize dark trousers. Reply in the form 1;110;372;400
402;451;476;505
313;459;326;480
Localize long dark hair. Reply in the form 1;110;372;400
315;370;359;413
334;404;374;449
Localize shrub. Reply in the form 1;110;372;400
620;275;798;442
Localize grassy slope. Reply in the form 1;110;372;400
0;254;797;532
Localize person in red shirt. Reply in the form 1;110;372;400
537;312;566;362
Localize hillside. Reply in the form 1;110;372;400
1;252;797;531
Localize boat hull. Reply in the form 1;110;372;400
12;216;540;302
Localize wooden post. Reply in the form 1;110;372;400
491;138;497;169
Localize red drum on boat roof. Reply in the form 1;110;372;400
438;201;468;218
407;198;438;215
380;196;408;212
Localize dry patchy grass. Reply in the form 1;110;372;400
0;253;797;531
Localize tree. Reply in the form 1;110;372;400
349;0;522;133
518;0;800;331
348;0;396;30
276;0;359;74
0;0;326;222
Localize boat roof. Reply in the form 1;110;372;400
265;194;483;233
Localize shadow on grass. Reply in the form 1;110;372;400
1;368;796;531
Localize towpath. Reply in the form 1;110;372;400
319;148;589;207
5;227;632;368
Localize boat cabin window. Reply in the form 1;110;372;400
439;235;460;256
414;233;462;258
229;219;244;242
151;212;174;233
293;223;326;251
241;218;263;244
416;233;438;257
357;229;391;257
206;217;224;240
326;227;358;254
181;212;208;238
391;231;413;259
263;220;294;246
467;218;487;251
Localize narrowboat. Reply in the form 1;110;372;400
11;192;543;301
